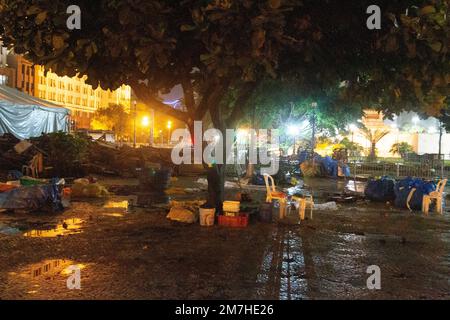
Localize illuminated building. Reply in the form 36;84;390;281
34;66;131;129
6;54;34;95
0;46;15;87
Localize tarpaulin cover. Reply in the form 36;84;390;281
0;85;70;139
394;177;436;210
298;152;351;177
364;177;396;202
0;179;63;213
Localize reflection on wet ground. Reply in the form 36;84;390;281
23;218;84;238
5;259;86;296
256;226;308;299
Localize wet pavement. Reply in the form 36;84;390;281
0;177;449;299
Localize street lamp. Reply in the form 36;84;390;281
167;120;172;145
348;123;357;143
141;116;151;145
311;102;317;155
287;124;300;155
133;100;137;148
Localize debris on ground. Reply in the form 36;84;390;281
364;177;396;202
167;206;198;223
313;201;338;211
71;178;109;198
0;178;65;213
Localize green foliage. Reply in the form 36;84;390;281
92;104;131;139
339;137;364;156
0;0;447;126
390;142;415;158
360;126;391;160
32;132;90;177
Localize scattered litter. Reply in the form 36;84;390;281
0;179;64;213
0;183;18;193
199;206;215;226
71;178;109;198
167;207;198;224
14;140;33;154
364;177;395;202
313;202;338;211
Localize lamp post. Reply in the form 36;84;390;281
167;120;172;146
142;116;151;146
133;100;137;148
150;108;155;146
311;102;317;155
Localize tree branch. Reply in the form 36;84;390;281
226;81;258;128
131;82;190;124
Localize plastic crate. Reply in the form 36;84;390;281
218;213;249;227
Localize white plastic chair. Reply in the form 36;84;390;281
422;179;447;215
263;174;287;219
292;195;314;220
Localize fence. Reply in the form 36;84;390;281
350;159;450;180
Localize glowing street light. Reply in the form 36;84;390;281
167;120;172;145
141;116;149;127
287;124;300;136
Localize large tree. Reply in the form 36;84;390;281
1;0;448;210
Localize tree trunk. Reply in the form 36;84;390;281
370;142;376;160
245;163;255;178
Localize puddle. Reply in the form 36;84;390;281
102;197;136;217
6;259;86;296
104;200;129;209
256;227;308;300
23;218;85;238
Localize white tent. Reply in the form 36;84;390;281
0;85;70;139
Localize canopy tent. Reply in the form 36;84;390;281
0;85;70;139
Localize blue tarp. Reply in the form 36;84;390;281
299;152;351;177
364;177;396;202
394;177;436;210
0;179;63;213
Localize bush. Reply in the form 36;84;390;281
32;132;91;177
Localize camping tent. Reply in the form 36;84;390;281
0;85;70;139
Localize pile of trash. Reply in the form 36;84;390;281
364;176;436;211
0;177;66;213
0;132;175;179
394;177;436;211
298;151;351;178
166;200;205;223
71;177;109;198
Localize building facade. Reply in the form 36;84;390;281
351;110;450;159
6;54;35;96
34;66;131;129
1;48;131;129
0;46;16;88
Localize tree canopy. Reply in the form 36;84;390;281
0;0;448;130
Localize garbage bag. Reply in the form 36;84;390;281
394;177;436;210
364;177;396;202
71;182;109;198
0;182;63;212
7;170;23;180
